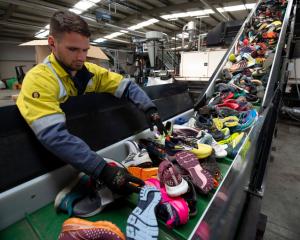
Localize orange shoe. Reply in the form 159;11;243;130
127;167;158;181
59;218;125;240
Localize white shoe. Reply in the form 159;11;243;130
121;140;152;168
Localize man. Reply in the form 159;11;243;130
16;10;166;195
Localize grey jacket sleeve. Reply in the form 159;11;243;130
114;78;156;112
32;115;106;179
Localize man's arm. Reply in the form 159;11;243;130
17;66;143;194
16;66;106;179
91;64;167;134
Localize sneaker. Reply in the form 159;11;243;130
121;140;152;168
145;178;189;228
218;132;240;145
175;151;214;194
226;132;247;158
126;185;161;240
127;166;158;181
189;143;213;159
158;160;188;197
197;131;227;159
54;173;92;216
59;218;125;240
72;183;115;218
220;127;230;139
232;109;258;132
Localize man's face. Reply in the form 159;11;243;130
48;32;90;71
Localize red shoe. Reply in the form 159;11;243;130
58;218;125;240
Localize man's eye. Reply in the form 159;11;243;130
68;48;77;51
83;49;88;52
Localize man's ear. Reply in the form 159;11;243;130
48;35;55;51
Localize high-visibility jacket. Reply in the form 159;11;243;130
16;53;156;178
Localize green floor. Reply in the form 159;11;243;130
0;157;233;240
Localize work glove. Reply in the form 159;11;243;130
99;163;144;195
145;108;168;135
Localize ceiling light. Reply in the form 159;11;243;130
104;32;125;39
245;3;256;9
93;38;107;43
69;0;102;14
161;3;257;20
161;9;214;20
127;18;159;30
35;30;49;39
74;0;95;11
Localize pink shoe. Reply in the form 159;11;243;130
145;178;189;228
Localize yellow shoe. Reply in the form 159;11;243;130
230;132;245;148
222;116;239;127
190;143;213;159
218;132;240;145
221;127;230;139
212;118;223;131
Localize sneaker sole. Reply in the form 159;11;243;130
60;218;125;240
175;151;214;194
126;186;161;240
54;173;85;210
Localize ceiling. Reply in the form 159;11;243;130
0;0;256;48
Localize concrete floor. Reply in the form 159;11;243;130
261;120;300;240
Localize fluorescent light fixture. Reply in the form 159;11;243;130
161;10;213;20
161;3;257;20
69;8;83;14
127;18;159;30
69;0;102;14
89;0;102;3
104;32;125;39
245;3;256;9
45;24;50;29
35;30;49;39
217;4;256;12
93;37;107;43
97;18;159;41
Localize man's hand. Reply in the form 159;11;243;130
145;108;168;135
99;163;144;195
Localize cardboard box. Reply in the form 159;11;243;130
20;40;109;64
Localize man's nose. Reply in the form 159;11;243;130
77;51;87;61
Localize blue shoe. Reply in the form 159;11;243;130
54;173;91;216
126;186;161;240
232;109;258;132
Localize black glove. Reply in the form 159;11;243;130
99;163;144;195
145;108;168;135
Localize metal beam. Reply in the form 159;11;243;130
219;3;236;20
0;20;42;30
1;4;16;21
199;0;228;21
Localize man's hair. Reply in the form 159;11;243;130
50;10;91;39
